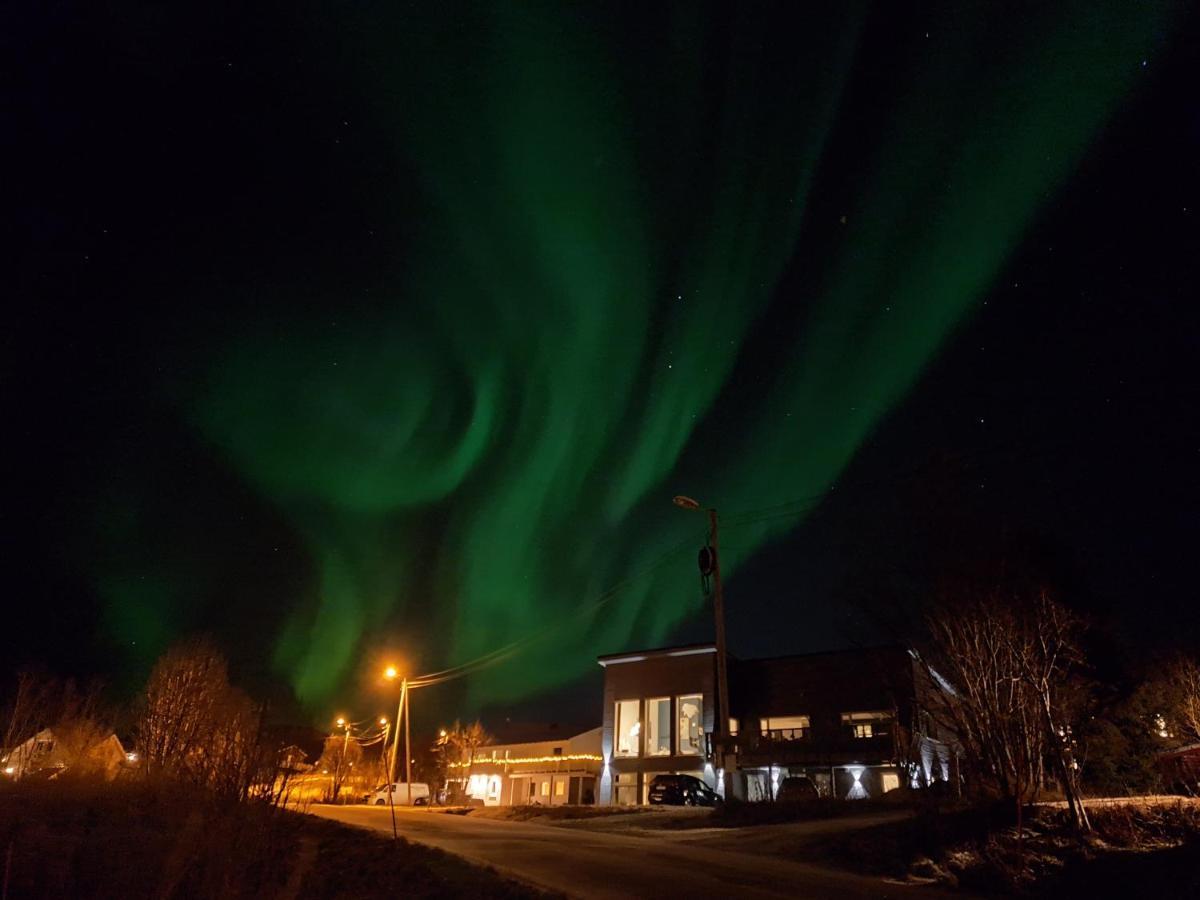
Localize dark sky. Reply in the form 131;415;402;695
7;1;1198;733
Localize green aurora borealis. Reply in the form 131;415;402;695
105;1;1172;709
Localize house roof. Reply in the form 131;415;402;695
596;642;912;671
596;643;716;666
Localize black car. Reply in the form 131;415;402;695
647;774;721;807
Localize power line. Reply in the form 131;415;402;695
405;532;698;689
401;440;1078;691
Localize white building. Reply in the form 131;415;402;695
454;727;602;806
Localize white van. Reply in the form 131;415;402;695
369;782;430;806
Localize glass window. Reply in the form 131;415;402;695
540;780;550;796
615;773;638;806
555;779;565;796
761;715;810;731
760;715;810;739
646;697;671;756
841;711;890;738
615;699;641;757
677;694;703;755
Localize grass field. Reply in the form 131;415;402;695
0;780;555;899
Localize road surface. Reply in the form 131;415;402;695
312;805;962;899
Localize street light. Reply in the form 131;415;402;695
672;494;732;798
332;717;352;802
383;666;412;807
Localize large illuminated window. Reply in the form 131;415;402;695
646;697;671;756
759;715;810;739
615;699;641;757
842;711;891;739
677;694;703;755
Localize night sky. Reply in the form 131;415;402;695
8;1;1198;733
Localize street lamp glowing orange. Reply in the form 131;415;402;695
381;664;413;809
335;716;346;728
379;717;389;726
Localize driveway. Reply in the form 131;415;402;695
311;805;964;899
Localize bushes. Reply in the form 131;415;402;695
800;800;1200;894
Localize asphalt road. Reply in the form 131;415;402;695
311;805;960;899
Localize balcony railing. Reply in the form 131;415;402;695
760;727;809;742
705;728;809;757
706;725;894;762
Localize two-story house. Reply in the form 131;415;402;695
598;643;955;804
598;644;719;805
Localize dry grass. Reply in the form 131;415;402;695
791;798;1200;896
0;779;555;899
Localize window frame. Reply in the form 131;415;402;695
841;710;891;739
676;693;704;756
614;698;642;757
645;696;672;757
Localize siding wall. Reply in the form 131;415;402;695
599;649;717;804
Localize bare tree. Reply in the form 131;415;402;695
2;671;62;751
443;719;492;798
316;733;363;802
137;639;229;783
50;680;116;778
3;673;118;779
1009;592;1090;831
135;639;280;802
1162;655;1200;743
204;688;273;802
922;589;1091;831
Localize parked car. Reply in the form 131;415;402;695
776;776;819;802
647;774;721;807
369;782;431;806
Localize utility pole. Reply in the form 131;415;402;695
333;717;352;802
403;677;412;806
674;496;733;797
707;507;732;777
379;717;391;782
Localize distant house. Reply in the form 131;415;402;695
597;643;957;805
1157;742;1200;793
2;728;128;781
278;744;313;774
452;727;603;806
